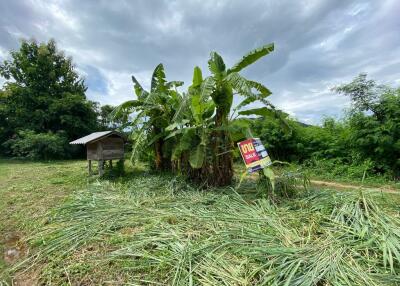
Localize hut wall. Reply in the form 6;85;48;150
99;137;124;160
87;143;99;160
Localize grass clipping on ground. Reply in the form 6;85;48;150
12;174;400;285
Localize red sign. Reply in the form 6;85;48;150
238;138;272;173
238;139;259;165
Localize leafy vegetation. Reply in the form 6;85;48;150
250;74;400;181
112;63;184;171
1;159;400;285
116;43;277;186
1;39;399;285
3;130;68;160
0;39;115;159
1;40;398;184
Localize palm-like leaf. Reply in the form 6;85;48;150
236;94;263;110
151;63;167;92
228;43;274;74
247;80;272;96
189;143;206;169
166;81;184;89
238;107;275;117
172;93;191;122
192;66;203;87
225;72;252;97
111;100;142;120
129;119;151;162
208;52;226;79
131;75;148;99
239;105;291;132
200;77;215;101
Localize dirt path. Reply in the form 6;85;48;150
311;179;399;194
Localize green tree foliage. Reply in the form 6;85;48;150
333;73;384;114
251;117;348;162
165;44;275;186
3;130;68;160
113;63;184;171
332;75;399;178
346;88;400;178
99;104;123;129
251;74;399;180
115;44;276;186
0;39;100;158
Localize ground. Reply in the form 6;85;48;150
0;159;399;285
0;160;87;283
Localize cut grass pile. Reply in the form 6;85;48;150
9;172;400;285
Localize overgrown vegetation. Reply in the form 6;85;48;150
1;40;398;184
1;160;399;285
1;38;399;285
3;130;69;160
250;74;400;181
112;44;399;186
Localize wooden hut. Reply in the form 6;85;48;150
70;131;126;176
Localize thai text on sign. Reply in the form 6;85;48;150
237;138;272;173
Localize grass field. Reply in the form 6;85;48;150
1;159;400;285
0;159;87;283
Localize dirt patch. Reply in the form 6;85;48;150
1;232;39;285
12;268;41;286
2;233;25;265
311;180;399;194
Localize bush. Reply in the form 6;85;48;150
3;130;68;160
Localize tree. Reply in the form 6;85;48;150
333;73;386;116
113;64;183;170
99;105;123;129
334;74;400;179
165;44;276;186
114;44;276;186
199;43;275;186
163;66;219;184
3;130;68;160
0;39;99;157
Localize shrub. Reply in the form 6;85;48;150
3;130;68;160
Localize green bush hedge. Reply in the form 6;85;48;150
3;130;69;160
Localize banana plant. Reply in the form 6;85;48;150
112;64;183;170
200;43;275;186
115;43;278;187
165;43;277;186
163;66;216;184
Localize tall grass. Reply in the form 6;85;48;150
15;174;400;285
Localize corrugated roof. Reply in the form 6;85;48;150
69;131;125;145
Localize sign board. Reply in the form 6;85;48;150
237;138;272;173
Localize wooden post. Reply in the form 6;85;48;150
99;160;104;176
110;160;113;168
88;160;92;176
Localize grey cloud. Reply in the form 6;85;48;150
0;0;399;124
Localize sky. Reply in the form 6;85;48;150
0;0;399;124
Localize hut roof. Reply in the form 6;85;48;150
69;131;126;145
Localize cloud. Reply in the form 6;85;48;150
0;0;399;124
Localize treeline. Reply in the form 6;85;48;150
1;40;398;181
251;74;400;179
0;39;119;159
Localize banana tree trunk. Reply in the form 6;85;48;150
211;108;234;186
154;127;170;171
154;138;163;170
